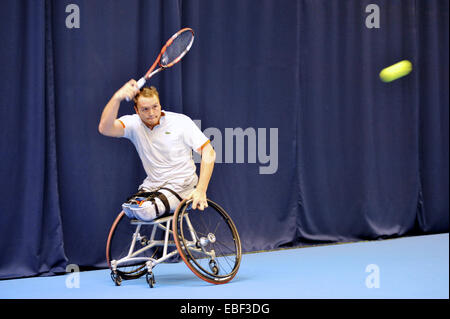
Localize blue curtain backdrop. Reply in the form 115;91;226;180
0;0;448;279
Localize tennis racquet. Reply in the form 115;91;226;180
126;27;195;101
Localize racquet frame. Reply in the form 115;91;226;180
136;27;195;89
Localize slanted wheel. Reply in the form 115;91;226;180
106;211;157;280
173;199;242;284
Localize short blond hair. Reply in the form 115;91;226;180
134;86;159;107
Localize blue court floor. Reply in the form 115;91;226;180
0;233;448;299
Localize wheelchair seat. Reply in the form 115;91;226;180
129;214;173;225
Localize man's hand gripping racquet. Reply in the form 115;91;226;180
125;28;195;101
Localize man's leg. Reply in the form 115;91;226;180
130;187;192;221
122;188;151;218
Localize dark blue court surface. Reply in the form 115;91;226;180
1;233;447;299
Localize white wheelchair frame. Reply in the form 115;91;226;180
110;215;178;275
108;198;241;287
109;210;217;287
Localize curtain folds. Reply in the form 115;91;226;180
0;0;447;279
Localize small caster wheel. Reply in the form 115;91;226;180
146;272;155;288
111;271;122;286
209;260;219;275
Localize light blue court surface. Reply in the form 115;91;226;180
0;233;448;299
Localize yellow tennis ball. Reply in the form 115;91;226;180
379;60;413;82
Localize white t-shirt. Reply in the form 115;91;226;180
118;111;209;192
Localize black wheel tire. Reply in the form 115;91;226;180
111;272;122;286
146;272;155;288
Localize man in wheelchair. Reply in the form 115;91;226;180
98;80;216;221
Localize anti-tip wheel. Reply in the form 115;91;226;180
111;271;122;286
146;272;155;288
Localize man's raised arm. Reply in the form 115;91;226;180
98;79;139;137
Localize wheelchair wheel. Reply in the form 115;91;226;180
173;199;242;284
106;211;157;280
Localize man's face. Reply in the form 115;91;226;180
135;95;162;129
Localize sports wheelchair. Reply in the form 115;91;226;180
106;198;242;287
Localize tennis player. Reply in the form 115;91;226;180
99;79;215;221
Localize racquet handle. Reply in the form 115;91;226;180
136;77;146;89
125;78;147;102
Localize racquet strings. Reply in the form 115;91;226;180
161;30;193;66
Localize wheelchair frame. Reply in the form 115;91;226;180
107;199;241;288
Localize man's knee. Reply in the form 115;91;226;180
128;192;165;221
122;187;187;221
130;201;160;221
